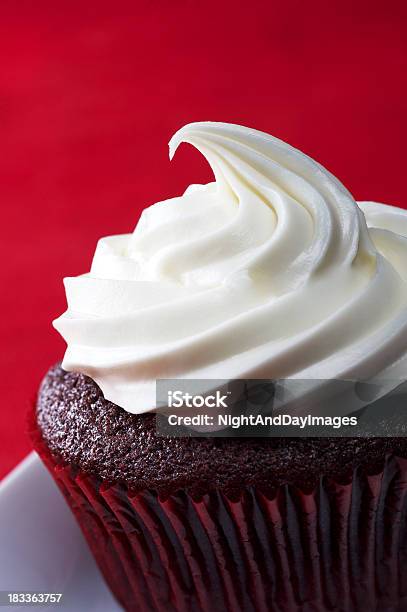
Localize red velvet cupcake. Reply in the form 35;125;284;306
32;122;407;611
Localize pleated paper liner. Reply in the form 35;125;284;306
30;416;407;612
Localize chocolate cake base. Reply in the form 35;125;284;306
36;364;407;498
31;365;407;612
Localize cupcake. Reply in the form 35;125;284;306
31;122;407;612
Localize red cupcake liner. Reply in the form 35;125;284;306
30;417;407;612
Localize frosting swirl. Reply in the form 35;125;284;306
54;122;407;413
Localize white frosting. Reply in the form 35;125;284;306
54;122;407;413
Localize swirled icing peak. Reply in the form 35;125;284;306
54;122;407;413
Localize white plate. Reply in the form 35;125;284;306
0;453;121;611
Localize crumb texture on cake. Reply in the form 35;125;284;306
35;365;407;498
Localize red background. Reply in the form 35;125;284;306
1;1;406;480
